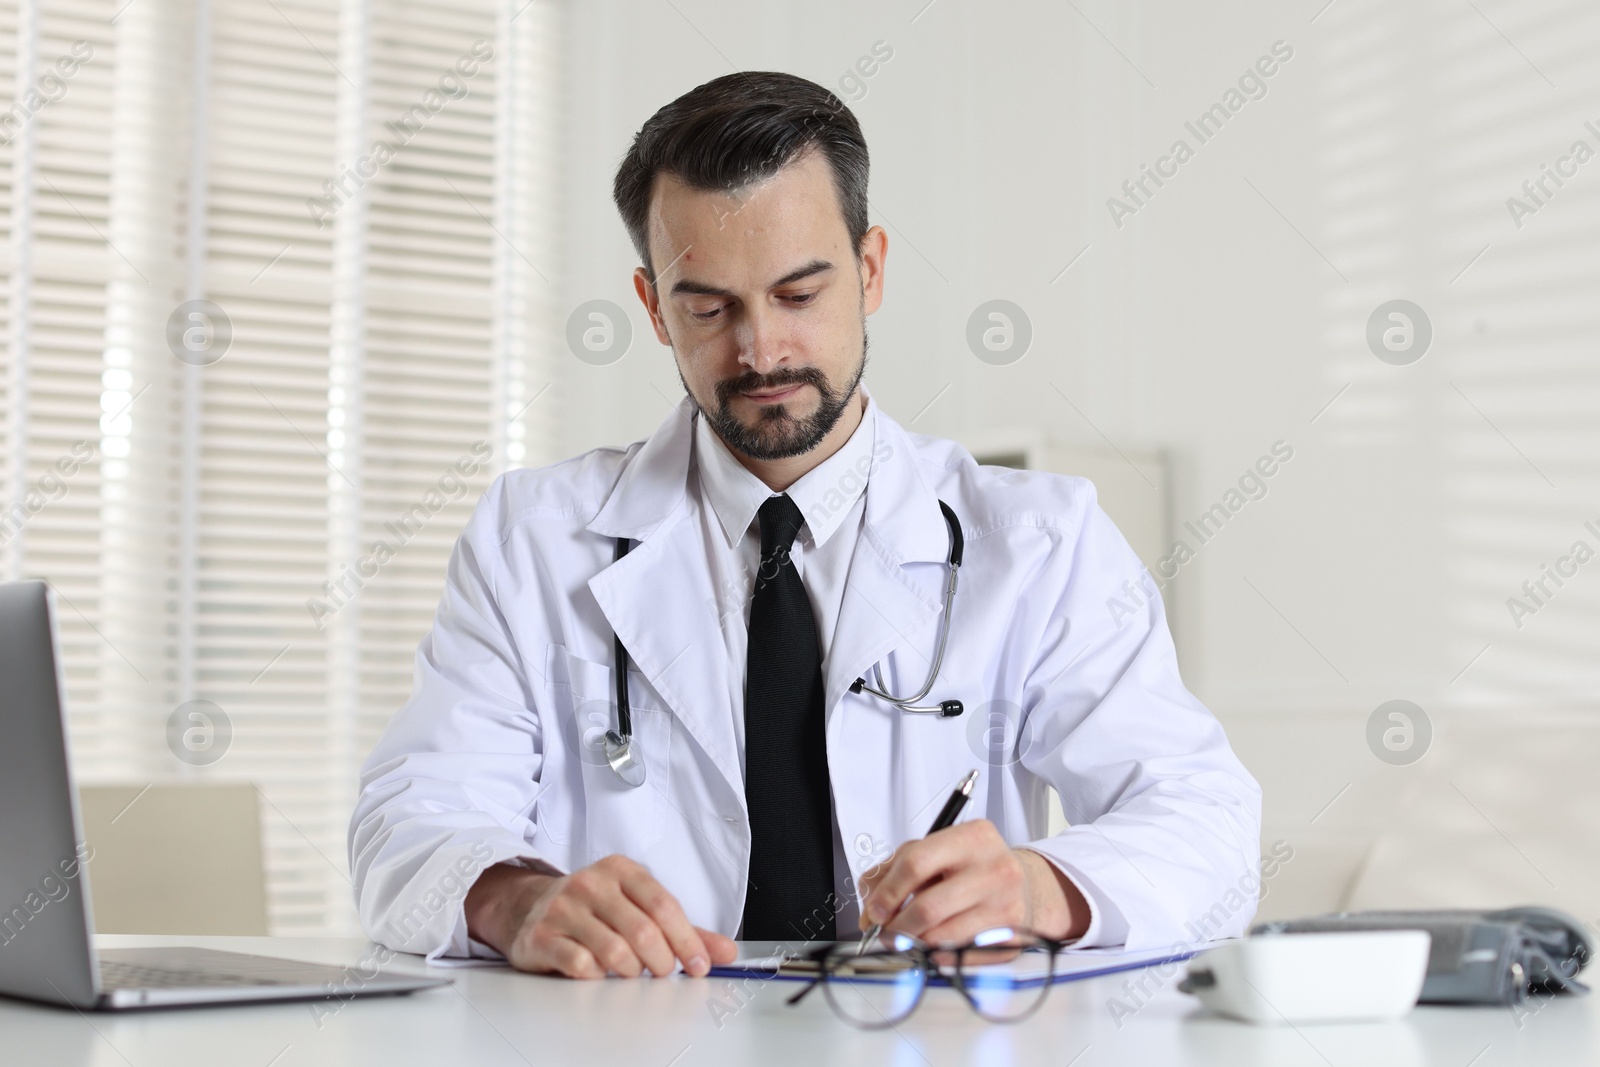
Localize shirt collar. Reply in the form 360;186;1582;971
694;382;878;551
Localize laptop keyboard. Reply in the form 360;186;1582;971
99;960;294;990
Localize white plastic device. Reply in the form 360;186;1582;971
1179;930;1432;1025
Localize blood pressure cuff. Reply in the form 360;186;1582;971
1251;906;1592;1005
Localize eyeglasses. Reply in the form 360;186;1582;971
784;927;1075;1029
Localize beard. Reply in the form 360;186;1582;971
680;327;869;462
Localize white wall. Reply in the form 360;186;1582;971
551;0;1600;923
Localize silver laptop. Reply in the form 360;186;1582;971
0;580;449;1009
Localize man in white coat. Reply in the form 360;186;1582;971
350;71;1262;980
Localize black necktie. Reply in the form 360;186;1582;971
741;493;834;940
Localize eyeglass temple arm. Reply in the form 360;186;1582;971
785;977;822;1006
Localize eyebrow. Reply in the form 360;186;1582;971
667;259;835;299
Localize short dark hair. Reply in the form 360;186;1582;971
612;71;870;285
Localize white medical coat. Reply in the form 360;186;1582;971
349;391;1263;958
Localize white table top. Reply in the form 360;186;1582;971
5;935;1591;1066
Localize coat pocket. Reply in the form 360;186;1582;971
545;644;675;864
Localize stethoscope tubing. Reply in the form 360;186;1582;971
848;500;964;716
605;500;965;784
850;565;956;708
612;533;634;741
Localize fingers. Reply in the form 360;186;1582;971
880;868;991;938
518;877;638;978
617;864;713;977
557;908;648;977
858;821;1032;948
590;887;677;977
861;822;995;928
920;903;1025;950
513;855;731;979
541;935;606;980
567;860;677;977
695;926;739;964
884;860;1026;946
857;859;889;915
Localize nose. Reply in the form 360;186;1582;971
736;303;787;377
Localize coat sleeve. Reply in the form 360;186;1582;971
348;479;561;961
1014;481;1263;950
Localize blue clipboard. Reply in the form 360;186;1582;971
708;946;1200;990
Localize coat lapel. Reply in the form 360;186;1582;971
585;397;743;799
821;404;953;722
582;388;956;802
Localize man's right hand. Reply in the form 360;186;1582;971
464;855;737;979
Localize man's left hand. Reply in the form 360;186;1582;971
856;819;1090;945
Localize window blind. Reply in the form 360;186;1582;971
0;0;561;935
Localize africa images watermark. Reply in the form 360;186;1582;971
0;842;95;951
1504;518;1600;630
803;435;893;533
305;39;494;229
1366;699;1431;766
836;39;894;103
306;441;493;630
1505;116;1600;230
311;839;495;1029
705;859;891;1030
694;39;893;240
0;40;94;146
0;440;96;547
706;832;902;1029
166;699;233;767
699;435;895;629
703;908;818;1030
1106;440;1295;628
1106;39;1294;229
1104;838;1295;1028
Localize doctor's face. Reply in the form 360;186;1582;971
633;149;887;462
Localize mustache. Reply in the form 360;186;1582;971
720;367;832;409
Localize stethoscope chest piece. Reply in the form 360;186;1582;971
604;729;646;788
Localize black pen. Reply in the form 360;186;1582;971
857;769;980;955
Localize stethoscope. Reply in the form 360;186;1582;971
602;500;967;787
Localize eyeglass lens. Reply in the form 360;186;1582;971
952;936;1056;1023
814;933;1059;1027
820;951;927;1028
